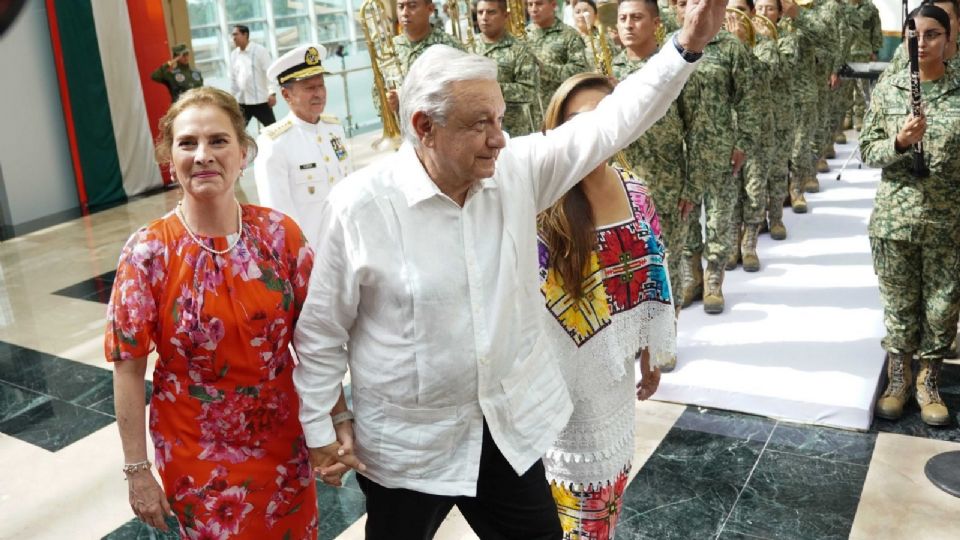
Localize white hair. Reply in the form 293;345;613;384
399;45;498;146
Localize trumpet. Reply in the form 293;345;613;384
506;0;526;39
360;0;403;149
752;13;779;41
724;7;756;47
445;0;477;52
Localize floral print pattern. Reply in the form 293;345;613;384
105;205;317;539
551;466;631;540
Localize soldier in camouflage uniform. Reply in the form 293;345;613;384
526;0;589;114
860;5;960;427
725;0;772;272
783;0;828;209
150;44;203;103
672;0;759;314
755;0;798;241
614;0;694;369
375;0;464;119
810;0;853;187
845;0;883;130
476;0;543;136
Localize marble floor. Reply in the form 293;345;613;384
0;130;959;539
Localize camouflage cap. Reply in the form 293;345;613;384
172;43;189;56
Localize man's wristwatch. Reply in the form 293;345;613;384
672;34;704;63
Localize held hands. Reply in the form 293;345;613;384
678;199;695;221
127;470;174;532
677;0;728;53
308;421;367;488
895;113;927;152
268;94;277;108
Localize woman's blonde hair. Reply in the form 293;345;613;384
539;72;615;299
154;87;257;165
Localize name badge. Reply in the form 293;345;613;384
330;136;348;161
299;163;317;170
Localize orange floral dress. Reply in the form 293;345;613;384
105;205;318;539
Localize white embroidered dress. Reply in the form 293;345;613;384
540;167;677;490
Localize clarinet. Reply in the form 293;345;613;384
905;18;930;177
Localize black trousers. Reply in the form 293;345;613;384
240;102;276;127
355;422;562;540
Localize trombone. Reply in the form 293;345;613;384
360;0;404;149
445;0;477;52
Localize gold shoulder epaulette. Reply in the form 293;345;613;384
319;114;340;125
263;120;293;140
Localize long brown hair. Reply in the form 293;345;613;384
539;73;614;299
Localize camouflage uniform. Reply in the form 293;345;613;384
846;0;883;127
812;0;853;157
526;18;589;109
860;65;960;359
150;62;203;102
758;23;799;224
613;48;693;302
373;25;464;117
476;33;543;136
785;7;826;193
679;31;759;265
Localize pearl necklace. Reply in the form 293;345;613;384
175;200;244;255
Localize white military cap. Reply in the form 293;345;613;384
267;44;328;85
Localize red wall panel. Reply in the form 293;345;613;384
127;0;173;184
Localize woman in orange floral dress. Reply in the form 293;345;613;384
107;87;349;539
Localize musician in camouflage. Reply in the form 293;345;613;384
672;0;759;314
527;0;590;108
810;0;853;185
860;5;960;427
845;0;883;129
376;0;464;117
725;0;773;272
755;0;798;240
476;0;543;135
614;0;694;369
782;0;830;206
880;0;959;77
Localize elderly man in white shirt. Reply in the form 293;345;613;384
293;0;727;537
229;24;277;126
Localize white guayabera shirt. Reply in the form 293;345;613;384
230;41;274;105
293;45;696;497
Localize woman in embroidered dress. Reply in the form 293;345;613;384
106;87;353;538
538;73;675;540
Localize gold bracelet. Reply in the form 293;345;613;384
122;460;152;477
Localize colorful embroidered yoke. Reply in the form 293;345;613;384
540;166;676;514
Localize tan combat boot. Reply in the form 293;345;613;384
834;131;847;144
681;252;703;308
824;146;836;159
725;225;741;271
843;114;853;130
916;359;950;426
816;157;830;172
803;176;820;193
790;182;808;214
703;262;725;314
767;202;787;239
875;352;914;420
741;225;760;272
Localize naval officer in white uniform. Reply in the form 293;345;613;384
254;44;353;246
